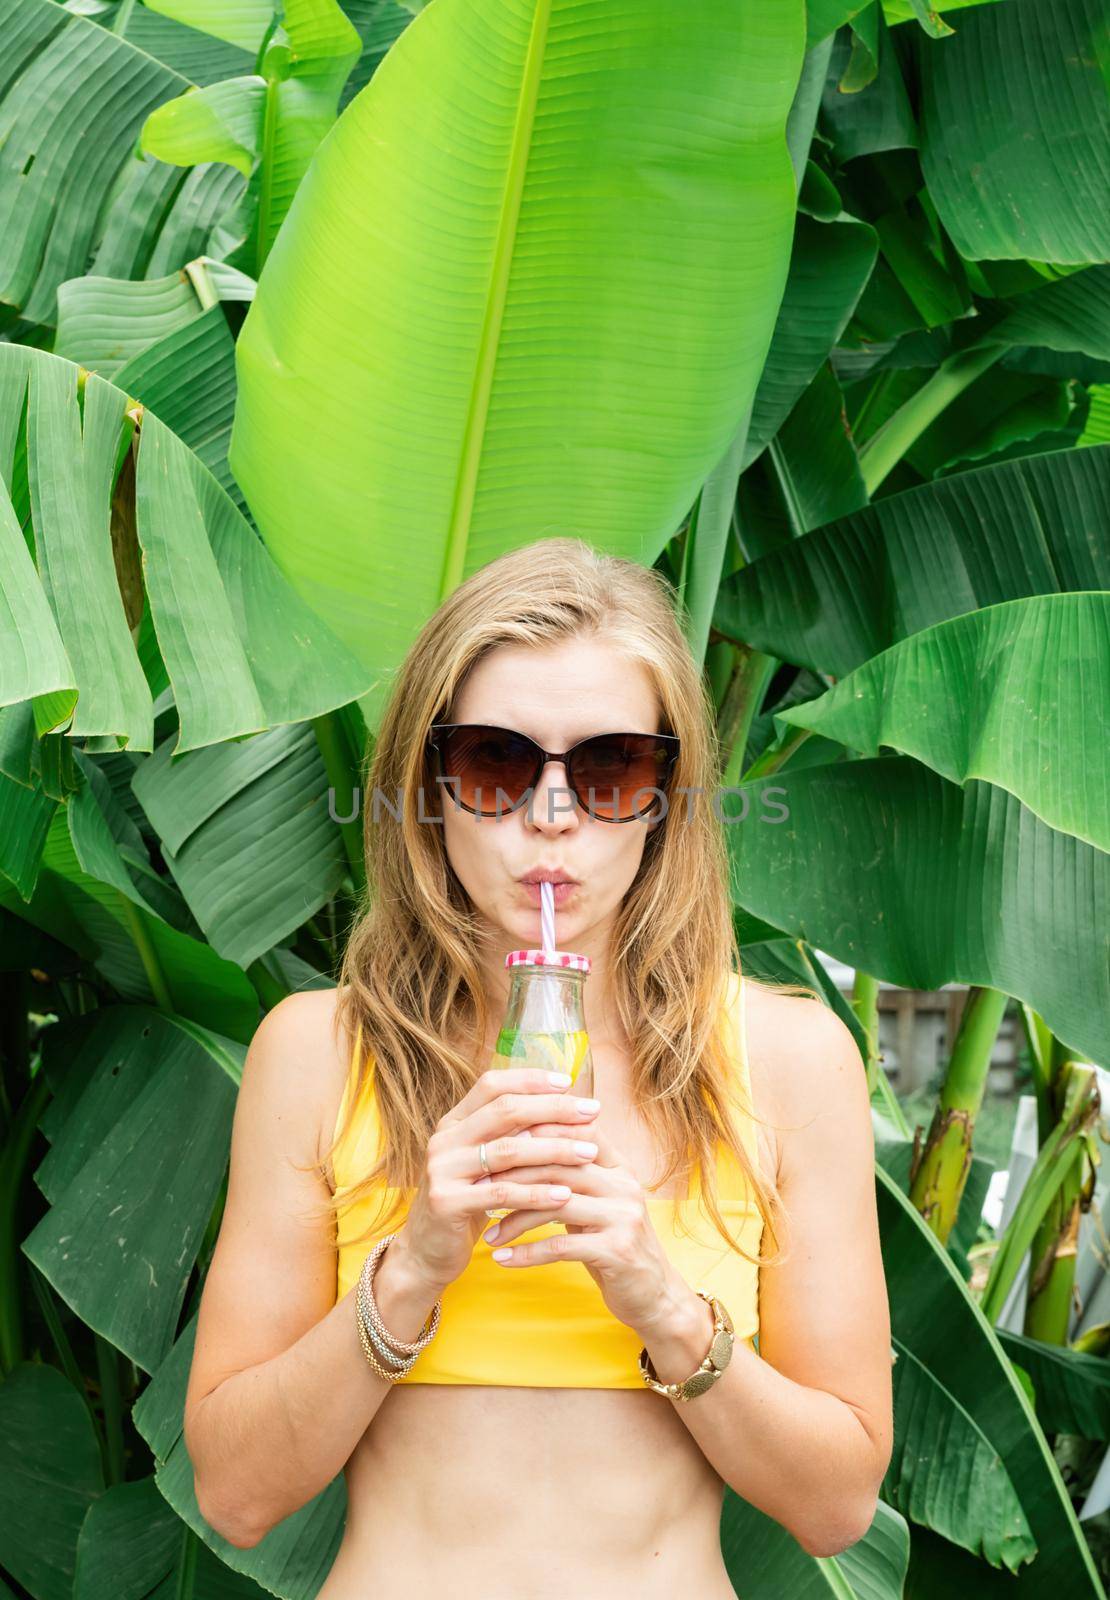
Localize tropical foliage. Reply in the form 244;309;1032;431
1;0;1108;1595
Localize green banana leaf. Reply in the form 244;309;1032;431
111;3;257;84
143;0;275;53
131;723;346;967
777;593;1110;852
0;0;190;323
721;1493;910;1596
89;154;246;286
743;214;879;469
714;445;1110;677
819;13;916;161
907;370;1074;479
0;1362;103;1600
230;0;805;724
912;0;1110;264
140;0;362;272
73;1477;184;1600
997;1330;1110;1443
724;755;1109;1064
53;258;254;379
24;1006;241;1373
338;0;416;109
113;306;243;504
989;266;1110;365
0;801;260;1040
0;345;370;748
737;362;869;553
877;1168;1105;1595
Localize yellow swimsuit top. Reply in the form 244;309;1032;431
331;969;762;1387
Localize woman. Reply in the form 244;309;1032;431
183;540;893;1597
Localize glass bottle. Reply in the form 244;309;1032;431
485;949;594;1219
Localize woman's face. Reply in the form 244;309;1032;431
436;636;665;960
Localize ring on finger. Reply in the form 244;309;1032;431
479;1141;490;1174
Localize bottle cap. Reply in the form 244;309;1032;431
505;949;592;974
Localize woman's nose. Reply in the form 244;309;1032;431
529;759;577;827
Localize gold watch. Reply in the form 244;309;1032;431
638;1290;735;1400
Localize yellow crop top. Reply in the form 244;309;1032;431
331;969;762;1387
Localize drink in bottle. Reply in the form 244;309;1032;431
485;949;594;1219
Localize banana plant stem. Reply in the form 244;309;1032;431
981;1063;1100;1323
908;986;1008;1243
859;342;1003;494
851;971;881;1098
1024;1150;1084;1344
717;644;780;787
312;712;366;894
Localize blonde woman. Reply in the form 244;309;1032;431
183;539;893;1597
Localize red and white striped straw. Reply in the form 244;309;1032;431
540;879;556;956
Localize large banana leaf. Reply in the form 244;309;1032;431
88;155;246;286
877;1169;1105;1595
0;800;260;1040
24;1006;240;1373
71;1475;274;1600
724;756;1109;1064
0;346;370;749
131;723;346;967
912;0;1110;264
143;0;275;52
0;1363;104;1600
140;0;361;273
997;1330;1110;1443
777;593;1110;852
53;260;254;381
230;0;805;723
743;213;878;469
0;0;190;323
722;1493;910;1597
714;445;1110;675
989;266;1110;365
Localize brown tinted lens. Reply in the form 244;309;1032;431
438;726;539;813
571;734;675;821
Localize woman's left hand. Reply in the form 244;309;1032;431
477;1119;689;1336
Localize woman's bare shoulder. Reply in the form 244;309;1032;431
742;976;864;1132
246;985;353;1170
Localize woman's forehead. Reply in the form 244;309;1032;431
453;640;659;733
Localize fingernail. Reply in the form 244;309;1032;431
576;1097;600;1113
492;1247;513;1261
550;1185;571;1198
574;1140;598;1156
483;1224;500;1243
520;1129;533;1138
548;1071;572;1086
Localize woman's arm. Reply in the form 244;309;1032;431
640;997;894;1555
183;991;441;1549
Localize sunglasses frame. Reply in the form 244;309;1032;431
426;722;681;824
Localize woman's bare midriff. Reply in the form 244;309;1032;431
317;1001;756;1598
316;1382;738;1599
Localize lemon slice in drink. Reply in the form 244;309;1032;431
565;1030;589;1085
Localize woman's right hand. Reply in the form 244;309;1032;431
392;1068;602;1294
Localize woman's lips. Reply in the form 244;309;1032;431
521;881;579;907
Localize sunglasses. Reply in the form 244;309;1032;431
426;723;681;824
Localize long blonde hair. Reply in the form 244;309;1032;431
318;538;819;1264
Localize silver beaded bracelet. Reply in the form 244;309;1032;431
355;1234;443;1382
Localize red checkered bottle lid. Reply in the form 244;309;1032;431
505;949;592;973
